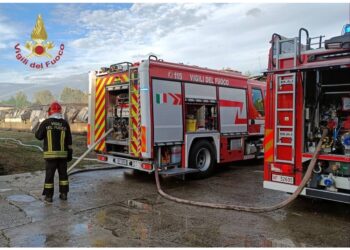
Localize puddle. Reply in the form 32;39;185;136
7;194;36;203
71;223;88;236
26;234;46;247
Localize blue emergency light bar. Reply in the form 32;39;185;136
325;24;350;49
345;25;350;33
343;24;350;35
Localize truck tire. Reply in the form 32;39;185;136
189;140;216;179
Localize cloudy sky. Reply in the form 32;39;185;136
0;3;348;89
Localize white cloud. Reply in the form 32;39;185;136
0;15;25;48
0;22;16;41
64;3;348;74
68;4;220;52
0;43;7;49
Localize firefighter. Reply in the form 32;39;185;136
35;101;72;203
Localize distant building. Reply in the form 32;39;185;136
0;104;15;111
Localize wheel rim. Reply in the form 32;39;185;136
195;148;211;171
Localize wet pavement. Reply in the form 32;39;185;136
0;161;349;247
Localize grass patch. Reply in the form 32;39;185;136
0;130;103;175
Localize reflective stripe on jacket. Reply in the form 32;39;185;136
35;117;72;160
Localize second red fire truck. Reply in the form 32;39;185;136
88;57;265;178
264;25;350;203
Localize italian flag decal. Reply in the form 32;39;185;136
156;93;168;104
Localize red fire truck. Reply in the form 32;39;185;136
264;25;350;203
88;57;265;178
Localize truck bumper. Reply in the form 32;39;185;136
264;181;350;204
97;154;153;173
305;188;350;204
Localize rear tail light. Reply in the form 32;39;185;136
141;163;153;170
281;164;293;174
87;124;91;146
97;155;108;161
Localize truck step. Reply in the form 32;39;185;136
159;167;200;177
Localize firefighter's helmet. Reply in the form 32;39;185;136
48;101;62;115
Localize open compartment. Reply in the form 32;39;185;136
304;68;350;156
185;101;218;132
105;85;130;155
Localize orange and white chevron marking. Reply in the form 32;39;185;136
114;73;129;83
130;85;141;156
264;129;274;162
94;76;112;151
129;71;141;157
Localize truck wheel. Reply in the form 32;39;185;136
189;140;216;178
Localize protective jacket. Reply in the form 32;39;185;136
35;115;72;159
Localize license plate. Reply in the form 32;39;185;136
272;174;294;184
116;158;127;165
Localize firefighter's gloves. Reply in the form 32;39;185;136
31;119;41;133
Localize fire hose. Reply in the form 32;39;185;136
0;138;44;152
67;128;114;173
0;129;116;175
154;129;328;212
1;128;327;212
66;128;121;177
0;137;98;162
0;128;115;167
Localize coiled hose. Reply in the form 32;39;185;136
154;129;328;212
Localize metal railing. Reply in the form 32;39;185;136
298;28;309;63
271;33;282;68
271;28;326;69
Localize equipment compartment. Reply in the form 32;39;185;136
105;87;130;154
304;68;350;156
